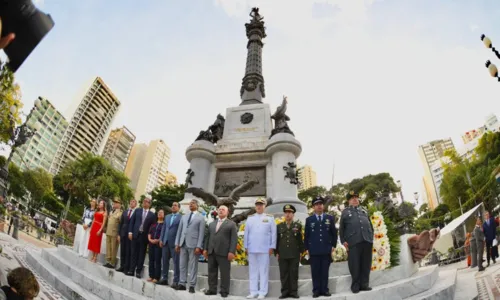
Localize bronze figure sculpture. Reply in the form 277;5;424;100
407;228;441;263
271;96;294;137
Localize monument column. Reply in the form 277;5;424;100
265;133;308;221
180;140;216;210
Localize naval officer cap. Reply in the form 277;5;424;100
112;197;122;204
346;190;360;200
312;196;324;206
255;198;267;205
283;204;296;213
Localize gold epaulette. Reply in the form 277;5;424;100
266;213;274;217
248;214;256;217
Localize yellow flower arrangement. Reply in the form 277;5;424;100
234;216;308;265
370;211;390;271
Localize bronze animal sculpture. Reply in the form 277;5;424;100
283;162;299;185
407;228;440;263
270;96;294;137
231;197;273;225
186;180;258;218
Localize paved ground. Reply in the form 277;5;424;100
0;232;65;300
474;260;500;300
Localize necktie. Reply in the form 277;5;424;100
140;210;147;231
319;215;322;223
188;212;193;225
170;214;176;226
127;209;131;219
216;219;223;232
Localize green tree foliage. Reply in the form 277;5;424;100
23;168;53;211
0;64;23;144
7;162;26;199
41;191;65;216
346;173;400;204
298;186;327;205
57;152;134;207
439;132;500;214
151;184;186;211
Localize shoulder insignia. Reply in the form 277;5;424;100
266;213;273;217
248;214;255;217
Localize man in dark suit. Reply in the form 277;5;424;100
203;205;237;298
304;196;337;298
339;191;374;294
483;211;497;266
117;199;137;273
127;197;157;278
276;204;304;299
158;202;181;287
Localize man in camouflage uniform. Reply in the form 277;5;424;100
339;191;374;294
275;205;304;299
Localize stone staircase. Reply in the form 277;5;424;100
24;234;459;300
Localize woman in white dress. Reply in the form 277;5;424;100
78;199;96;258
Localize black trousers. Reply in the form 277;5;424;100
119;234;132;272
310;254;331;295
148;244;162;280
348;241;373;291
130;232;148;274
207;254;231;295
486;240;495;263
278;257;300;296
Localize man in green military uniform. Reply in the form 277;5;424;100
339;191;374;294
104;197;123;269
275;204;304;299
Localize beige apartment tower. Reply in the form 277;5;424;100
418;138;455;210
102;126;136;173
51;77;120;173
125;140;171;200
298;165;318;191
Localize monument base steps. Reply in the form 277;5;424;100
24;246;459;300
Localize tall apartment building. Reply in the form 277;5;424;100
124;140;171;200
462;126;486;144
418;138;455;210
10;97;68;172
298;165;318;191
485;114;500;132
51;77;120;174
102;126;136;173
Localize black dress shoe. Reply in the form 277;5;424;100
352;289;360;294
157;279;168;286
176;285;186;291
189;287;195;293
290;295;299;299
135;273;141;279
103;263;114;269
312;294;319;298
126;271;134;276
220;294;228;298
205;290;217;296
360;287;372;291
279;295;288;299
171;283;178;289
116;267;124;272
322;292;331;297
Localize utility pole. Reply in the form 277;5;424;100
458;197;464;215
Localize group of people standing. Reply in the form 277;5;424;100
75;190;374;298
465;210;498;271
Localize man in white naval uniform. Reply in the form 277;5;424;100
244;198;277;299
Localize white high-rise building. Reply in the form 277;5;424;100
51;77;120;173
125;140;171;200
102;126;136;173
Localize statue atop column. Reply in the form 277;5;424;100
194;113;225;144
270;95;294;137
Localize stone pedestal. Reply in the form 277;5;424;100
265;133;307;221
181;140;216;210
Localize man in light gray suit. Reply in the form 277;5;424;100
203;205;238;298
175;199;206;293
159;202;181;287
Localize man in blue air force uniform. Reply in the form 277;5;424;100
304;196;337;298
244;198;277;299
339;191;374;294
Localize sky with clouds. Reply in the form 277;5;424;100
8;0;500;204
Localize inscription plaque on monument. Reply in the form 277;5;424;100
214;167;266;197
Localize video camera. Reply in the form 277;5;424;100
0;0;54;72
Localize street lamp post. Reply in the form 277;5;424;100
397;180;405;202
480;34;500;81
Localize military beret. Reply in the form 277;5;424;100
112;197;122;204
312;196;324;206
283;204;296;213
255;198;266;205
346;191;359;200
